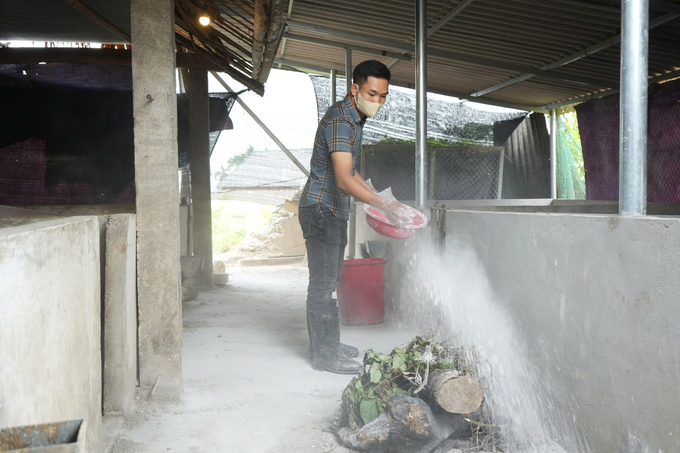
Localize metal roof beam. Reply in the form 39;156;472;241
285;19;617;88
650;0;680;14
428;0;476;38
274;56;345;76
386;0;475;69
428;47;617;87
282;32;412;61
471;12;679;98
273;55;546;112
0;47;224;70
428;88;547;113
542;68;680;109
278;0;295;66
62;0;131;42
286;19;413;52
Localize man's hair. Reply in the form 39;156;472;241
353;60;391;85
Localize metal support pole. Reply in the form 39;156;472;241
345;49;352;95
330;69;337;104
210;71;309;177
550;109;558;199
346;49;356;259
619;0;649;216
415;0;428;209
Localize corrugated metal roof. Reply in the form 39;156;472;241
176;0;286;93
0;0;287;95
275;0;680;111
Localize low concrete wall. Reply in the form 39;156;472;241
16;205;136;216
102;214;137;416
0;217;102;453
442;199;680;215
413;211;680;452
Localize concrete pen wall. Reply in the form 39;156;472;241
434;211;680;452
0;217;102;453
101;214;137;417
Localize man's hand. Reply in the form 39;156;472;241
330;152;412;226
378;199;414;226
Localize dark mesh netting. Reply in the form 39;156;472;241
0;62;133;91
0;63;237;206
0;138;135;205
575;78;680;202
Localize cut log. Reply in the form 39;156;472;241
338;394;469;453
422;370;484;415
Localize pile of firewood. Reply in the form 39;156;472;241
332;336;487;453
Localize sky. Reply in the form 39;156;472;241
207;69;319;176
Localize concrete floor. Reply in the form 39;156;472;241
111;264;417;453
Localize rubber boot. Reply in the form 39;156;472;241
308;303;359;360
330;299;360;358
309;308;363;375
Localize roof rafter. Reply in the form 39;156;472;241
285;19;618;89
386;0;476;69
282;32;412;61
471;12;679;98
543;68;680;109
62;0;130;42
273;56;545;112
277;0;295;67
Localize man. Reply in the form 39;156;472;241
298;60;411;374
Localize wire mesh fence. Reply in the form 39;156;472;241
361;144;505;201
310;75;525;202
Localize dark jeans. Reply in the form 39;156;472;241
299;203;347;316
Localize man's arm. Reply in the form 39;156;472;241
324;119;411;224
331;152;381;205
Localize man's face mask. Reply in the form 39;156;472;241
354;90;383;118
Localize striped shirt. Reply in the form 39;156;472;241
299;95;365;220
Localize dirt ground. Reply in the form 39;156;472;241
111;264;418;453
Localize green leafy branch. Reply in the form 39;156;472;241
343;336;462;427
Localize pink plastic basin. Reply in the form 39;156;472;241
363;204;428;239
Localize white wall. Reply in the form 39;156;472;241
0;217;102;452
388;210;680;452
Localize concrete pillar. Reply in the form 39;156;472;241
102;214;137;416
131;0;183;399
185;69;213;287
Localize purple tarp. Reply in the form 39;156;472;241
0;138;135;205
576;78;680;202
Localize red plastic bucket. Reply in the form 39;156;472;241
337;258;386;325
